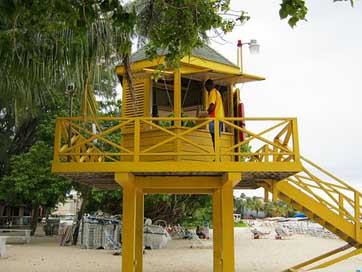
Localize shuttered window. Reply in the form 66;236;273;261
123;80;145;117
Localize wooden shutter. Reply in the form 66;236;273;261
123;80;145;118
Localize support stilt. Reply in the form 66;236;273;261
221;179;235;271
135;189;144;272
213;189;222;272
116;173;137;272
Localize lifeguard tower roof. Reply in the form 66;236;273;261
130;45;238;67
116;44;265;85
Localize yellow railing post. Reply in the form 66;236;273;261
174;69;181;127
214;119;220;162
355;191;361;242
53;119;61;162
134;119;140;162
339;194;344;217
291;118;300;162
264;189;269;203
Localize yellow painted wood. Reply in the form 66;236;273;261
181;56;244;75
203;88;208;112
116;57;166;74
134;119;140;162
339;194;344;216
135;189;144;272
174;69;181;127
264;189;269;203
53;119;61;162
116;55;265;83
213;189;222;272
52;161;303;173
275;181;356;241
222;173;241;188
122;127;234;162
181;65;211;75
310;248;362;270
221;179;235;271
292;119;301;163
115;173;136;272
355;191;361;242
289;244;352;271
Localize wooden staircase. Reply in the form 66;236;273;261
242;156;362;270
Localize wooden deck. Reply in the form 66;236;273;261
59;170;298;190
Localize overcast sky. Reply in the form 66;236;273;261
208;0;362;194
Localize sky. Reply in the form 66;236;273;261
207;0;362;195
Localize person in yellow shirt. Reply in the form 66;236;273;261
205;79;224;150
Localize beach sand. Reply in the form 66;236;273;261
1;228;361;272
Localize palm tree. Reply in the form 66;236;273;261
0;1;135;125
263;201;296;218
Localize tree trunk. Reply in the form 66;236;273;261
72;187;91;245
31;204;40;236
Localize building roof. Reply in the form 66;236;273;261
130;44;238;68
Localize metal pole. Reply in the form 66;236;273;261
237;40;243;73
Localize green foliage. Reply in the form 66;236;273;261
239;140;252;162
235;195;296;218
279;0;308;27
85;188;122;215
0;141;71;208
0;0;131;124
0;91;71;213
137;0;238;67
264;200;296;218
144;194;212;225
279;0;353;27
0;0;355;127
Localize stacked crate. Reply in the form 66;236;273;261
78;216;121;250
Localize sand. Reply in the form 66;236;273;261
1;228;362;272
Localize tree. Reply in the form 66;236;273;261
264;200;296;218
1;0;354;127
244;196;264;217
143;194;212;225
0;141;71;234
0;92;71;234
85;189;122;215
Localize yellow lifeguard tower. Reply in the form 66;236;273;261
52;45;362;271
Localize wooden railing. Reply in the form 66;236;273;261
53;117;300;163
285;156;362;242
